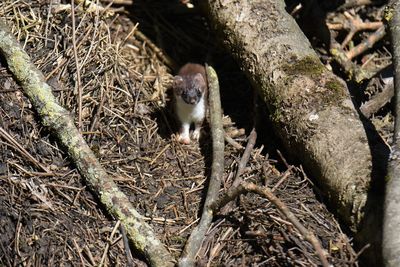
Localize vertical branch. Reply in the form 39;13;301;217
71;0;83;130
384;2;400;266
178;65;225;267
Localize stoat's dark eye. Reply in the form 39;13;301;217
197;90;202;98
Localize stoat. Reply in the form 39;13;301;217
172;63;208;144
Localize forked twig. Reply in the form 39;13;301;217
327;12;383;48
329;11;388;83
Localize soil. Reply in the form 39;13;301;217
0;0;391;266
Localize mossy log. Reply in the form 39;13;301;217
205;0;387;265
0;21;174;267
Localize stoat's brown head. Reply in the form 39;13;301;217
173;73;206;105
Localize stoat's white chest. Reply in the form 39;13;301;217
176;95;206;124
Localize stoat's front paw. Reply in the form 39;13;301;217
177;134;191;144
192;130;201;141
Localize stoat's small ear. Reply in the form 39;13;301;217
173;76;184;95
193;73;206;89
173;76;184;88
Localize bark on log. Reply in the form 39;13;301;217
0;21;174;267
383;1;400;266
205;0;386;264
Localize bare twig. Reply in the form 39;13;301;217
330;40;389;82
243;182;330;267
231;128;257;188
99;220;120;267
72;238;86;265
120;224;134;267
329;12;388;83
224;133;244;150
178;65;224;267
346;26;386;60
0;126;50;173
88;74;109;137
71;0;83;130
327;12;383;48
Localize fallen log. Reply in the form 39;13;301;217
205;0;387;265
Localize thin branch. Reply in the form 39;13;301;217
345;25;386;60
330;39;389;82
178;65;225;267
327;12;384;48
231;128;257;188
120;224;134;267
0;126;50;173
224;133;244;150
